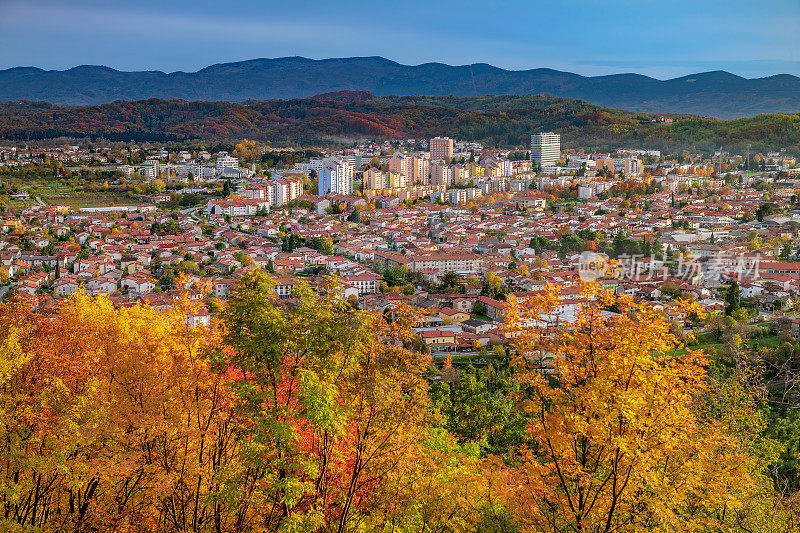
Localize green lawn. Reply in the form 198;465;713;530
676;334;783;357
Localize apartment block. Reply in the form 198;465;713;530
319;157;354;195
430;137;454;162
411;155;430;185
431;160;453;187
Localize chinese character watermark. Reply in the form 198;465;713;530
578;251;761;284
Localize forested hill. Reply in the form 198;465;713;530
1;57;799;117
1;94;799;154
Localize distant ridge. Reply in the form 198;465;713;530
2;94;799;154
1;56;799;118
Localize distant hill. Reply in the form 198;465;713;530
1;57;799;118
2;94;799;154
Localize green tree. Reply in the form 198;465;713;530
780;241;792;261
725;280;742;316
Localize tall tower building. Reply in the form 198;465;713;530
430;137;454;162
319;157;354;195
430;160;453;187
411;155;430;185
530;132;561;167
388;152;411;179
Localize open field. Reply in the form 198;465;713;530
39;193;134;208
675;333;784;357
9;177;137;209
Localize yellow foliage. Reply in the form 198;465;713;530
496;285;756;532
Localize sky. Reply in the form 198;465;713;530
0;0;798;79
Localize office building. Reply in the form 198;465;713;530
530;132;561;167
215;153;239;173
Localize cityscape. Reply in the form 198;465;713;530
1;0;800;531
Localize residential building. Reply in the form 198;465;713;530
319;157;354;195
430;137;454;162
411;155;430;185
388;152;411;179
364;168;387;191
614;157;643;177
595;157;615;173
431;160;453;187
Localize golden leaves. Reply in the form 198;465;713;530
496;285;755;533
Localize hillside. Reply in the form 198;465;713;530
1;94;799;154
1;57;799;118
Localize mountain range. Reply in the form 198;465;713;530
1;56;799;118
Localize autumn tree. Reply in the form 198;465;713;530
0;288;237;532
492;286;754;533
232;139;260;164
214;271;478;531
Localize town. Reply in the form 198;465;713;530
1;133;799;362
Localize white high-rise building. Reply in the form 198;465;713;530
531;132;561;167
216;153;239;172
319;157;354;195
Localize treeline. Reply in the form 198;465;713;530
530;229;658;258
0;272;795;532
1;96;798;153
259;149;323;168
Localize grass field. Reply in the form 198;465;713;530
40;194;135;208
677;333;783;356
12;177;137;209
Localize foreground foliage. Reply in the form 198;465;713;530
0;275;797;531
0;274;480;532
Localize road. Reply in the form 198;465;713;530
0;282;16;301
181;206;202;221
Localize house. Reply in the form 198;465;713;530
461;318;494;334
274;276;297;299
340;272;382;295
54;276;81;296
452;297;474;313
477;295;507;321
420;329;457;351
121;274;157;294
438;307;470;324
186;310;212;329
84;277;118;295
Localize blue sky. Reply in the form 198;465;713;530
1;0;797;79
